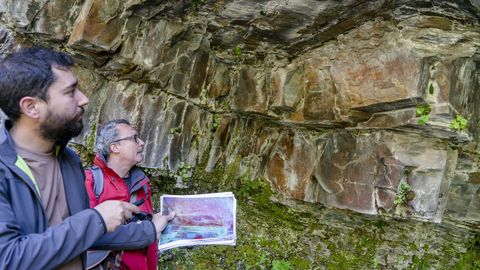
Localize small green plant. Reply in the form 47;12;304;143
221;99;231;110
211;114;222;132
416;104;431;125
272;260;292;270
192;0;203;6
170;127;182;134
428;84;434;95
449;115;468;132
394;182;412;205
233;45;242;58
169;162;192;179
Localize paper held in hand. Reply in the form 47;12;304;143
158;192;237;252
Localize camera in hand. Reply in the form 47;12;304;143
130;212;152;222
129;199;152;222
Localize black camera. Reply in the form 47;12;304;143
129;199;152;222
130;212;153;222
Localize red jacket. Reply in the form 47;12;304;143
85;154;158;270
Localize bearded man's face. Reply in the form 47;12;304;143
38;67;88;144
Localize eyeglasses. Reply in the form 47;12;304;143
111;134;141;144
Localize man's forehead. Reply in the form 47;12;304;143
51;63;70;71
51;65;76;82
116;123;137;133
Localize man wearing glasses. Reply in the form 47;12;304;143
85;119;164;270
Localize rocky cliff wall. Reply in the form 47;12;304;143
0;0;479;268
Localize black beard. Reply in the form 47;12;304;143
39;109;84;146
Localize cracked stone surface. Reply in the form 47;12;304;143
0;0;479;227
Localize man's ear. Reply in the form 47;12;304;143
109;143;120;153
18;96;41;119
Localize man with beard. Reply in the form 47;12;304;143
0;47;174;269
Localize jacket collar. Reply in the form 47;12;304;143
0;120;43;201
0;120;22;166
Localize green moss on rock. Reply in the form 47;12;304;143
152;167;479;270
70;123;96;167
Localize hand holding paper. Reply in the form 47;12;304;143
152;211;176;236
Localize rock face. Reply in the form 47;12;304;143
0;0;479;247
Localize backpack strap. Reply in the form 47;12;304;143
129;169;150;203
88;166;104;201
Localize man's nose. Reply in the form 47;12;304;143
77;89;89;107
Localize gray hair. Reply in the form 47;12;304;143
95;119;131;158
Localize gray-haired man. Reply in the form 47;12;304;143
85;119;166;270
